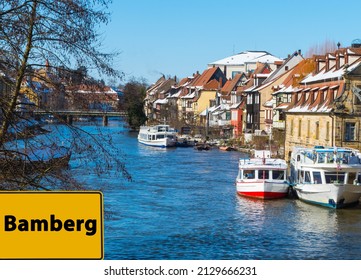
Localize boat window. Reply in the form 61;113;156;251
317;153;325;163
325;172;345;184
243;170;255;179
258;170;269;179
348;172;356;184
304;171;311;183
339;152;349;164
148;135;152;140
349;154;360;164
157;135;165;139
272;170;285;180
152;135;155;140
325;152;334;163
313;171;322;184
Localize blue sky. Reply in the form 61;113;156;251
100;0;361;84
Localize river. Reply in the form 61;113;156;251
67;119;361;260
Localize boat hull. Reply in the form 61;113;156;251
138;138;176;148
137;125;177;148
236;181;289;199
294;183;361;209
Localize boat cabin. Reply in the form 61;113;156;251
237;158;287;181
294;169;361;185
295;148;361;165
239;169;286;180
291;147;361;185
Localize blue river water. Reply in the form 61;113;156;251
68;119;361;260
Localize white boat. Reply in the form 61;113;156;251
235;150;289;199
289;146;361;209
138;125;177;148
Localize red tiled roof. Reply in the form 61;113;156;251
191;67;224;87
221;73;243;94
203;79;220;90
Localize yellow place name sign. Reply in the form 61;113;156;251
0;191;103;260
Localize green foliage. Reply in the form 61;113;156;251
123;80;147;129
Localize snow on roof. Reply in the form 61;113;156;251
301;67;344;83
209;51;282;66
181;91;196;99
274;103;289;110
272;85;295;95
154;98;168;105
230;102;242;109
200;105;218;116
169;88;182;98
248;54;283;64
301;61;361;84
243;85;258;92
263;100;274;107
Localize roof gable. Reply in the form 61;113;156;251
191;67;226;88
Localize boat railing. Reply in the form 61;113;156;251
297;150;361;165
239;157;287;168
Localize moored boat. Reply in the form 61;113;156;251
235;150;289;199
289;146;361;209
138;125;177;148
219;146;236;151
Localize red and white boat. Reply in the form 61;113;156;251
235;150;289;199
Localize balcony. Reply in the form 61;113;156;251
273;121;285;129
209;119;231;127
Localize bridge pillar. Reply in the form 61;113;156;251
66;115;73;125
103;115;108;126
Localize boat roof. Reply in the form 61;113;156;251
294;146;356;153
239;158;287;169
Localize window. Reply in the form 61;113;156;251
354;85;361;105
315;121;319;140
326;121;330;141
307;120;310;138
232;111;238;120
273;170;285;180
279;111;285;121
298;119;302;137
226;111;231;120
304;171;311;183
313;172;322;184
325;172;345;184
290;119;294;136
345;122;356;141
348;172;357;184
255;93;259;104
258;170;269;179
333;89;338;100
243;170;255;179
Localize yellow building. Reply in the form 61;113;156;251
285;47;361;160
193;80;219;120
